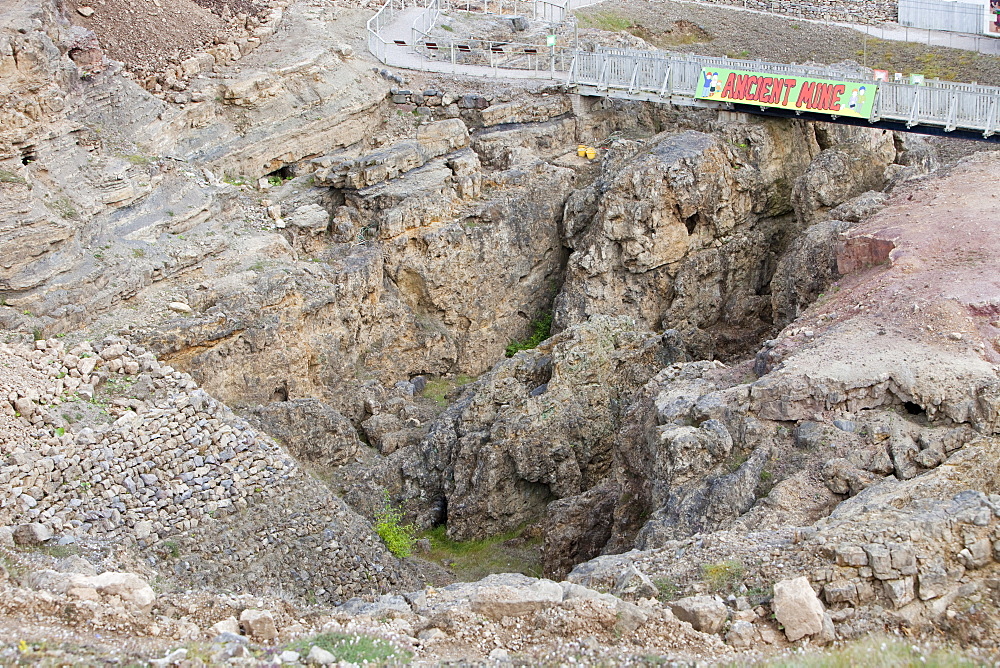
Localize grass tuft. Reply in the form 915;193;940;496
701;559;745;593
287;632;411;665
505;312;552;357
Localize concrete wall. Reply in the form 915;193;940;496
688;0;898;25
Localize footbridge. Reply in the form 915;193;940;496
367;0;1000;142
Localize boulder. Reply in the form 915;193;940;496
0;526;13;547
87;572;156;611
210;617;241;636
772;577;825;641
240;609;278;641
285;204;330;235
335;595;411;617
469;578;563;619
612;564;658;600
725;620;759;648
669;595;728;634
306;645;336;665
13;523;52;545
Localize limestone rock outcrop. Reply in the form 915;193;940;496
398;316;688;541
554;121;905;359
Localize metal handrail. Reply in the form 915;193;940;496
368;0;1000;137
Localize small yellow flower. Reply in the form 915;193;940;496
18;640;29;654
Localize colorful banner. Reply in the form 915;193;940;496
696;68;877;119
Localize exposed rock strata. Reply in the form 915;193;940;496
555;122;905;359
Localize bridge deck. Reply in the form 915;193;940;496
368;0;1000;141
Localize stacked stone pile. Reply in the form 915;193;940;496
0;335;416;603
0;336;297;541
678;0;896;25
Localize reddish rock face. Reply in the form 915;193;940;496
66;27;105;73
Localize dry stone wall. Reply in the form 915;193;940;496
681;0;897;25
0;336;416;604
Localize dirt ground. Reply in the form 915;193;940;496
59;0;268;74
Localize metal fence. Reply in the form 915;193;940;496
572;49;1000;137
368;0;1000;137
899;0;986;34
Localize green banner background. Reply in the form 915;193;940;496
696;68;877;119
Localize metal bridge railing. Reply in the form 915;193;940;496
368;0;1000;137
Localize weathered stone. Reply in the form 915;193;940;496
772;577;825;642
958;539;992;570
823;581;858;606
13;523;52;545
306;645;336;665
210;617;241;637
469;578;563;619
669;595;728;634
612;564;659;600
725;620;759;648
240;609;278;641
882;577;914;609
336;595;411;617
834;545;868;568
862;544;894;579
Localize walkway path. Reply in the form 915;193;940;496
368;0;1000;141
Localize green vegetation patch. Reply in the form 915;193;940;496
286;632;411;666
0;170;27;185
701;559;745;593
652;576;679;602
420;374;476;407
419;525;542;581
375;495;415;558
505;312;552;357
576;11;635;32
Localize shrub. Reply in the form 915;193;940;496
374;495;415;558
504;312;553;357
653;577;679;602
701;559;745;593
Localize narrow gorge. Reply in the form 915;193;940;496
1;0;999;664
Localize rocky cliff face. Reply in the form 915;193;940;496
555;120;902;359
9;0;1000;658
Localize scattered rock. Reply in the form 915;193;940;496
306;645;336;665
210;617;241;637
612;564;659;600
